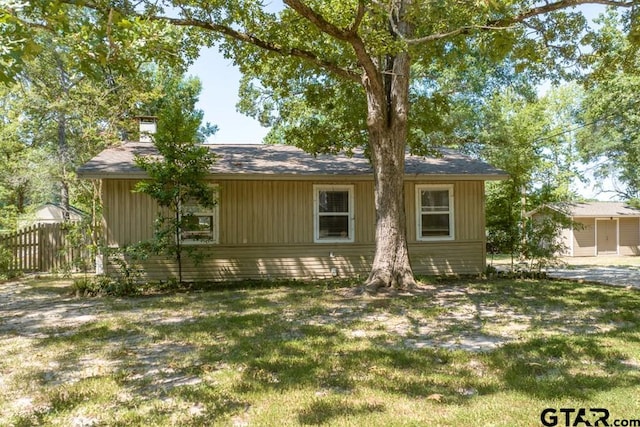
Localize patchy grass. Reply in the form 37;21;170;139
1;276;640;426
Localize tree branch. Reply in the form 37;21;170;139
406;24;515;44
492;0;637;26
406;0;637;45
161;15;361;82
283;0;384;98
4;9;54;33
283;0;353;40
349;0;366;34
59;0;361;83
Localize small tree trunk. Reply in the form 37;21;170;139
16;187;26;213
60;180;70;221
57;110;71;221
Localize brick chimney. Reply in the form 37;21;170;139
138;116;157;142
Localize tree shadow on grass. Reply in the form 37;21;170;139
486;334;640;400
188;318;500;405
10;277;640;424
297;398;385;425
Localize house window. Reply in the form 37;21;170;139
181;187;219;244
314;185;354;243
416;184;454;241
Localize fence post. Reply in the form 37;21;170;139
38;224;44;272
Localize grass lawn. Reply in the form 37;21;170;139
1;276;639;426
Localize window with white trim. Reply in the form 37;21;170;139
416;184;454;241
181;187;219;244
314;185;354;243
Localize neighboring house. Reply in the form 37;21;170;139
77;143;507;280
17;203;85;229
529;202;640;257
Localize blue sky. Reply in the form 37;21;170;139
187;47;269;144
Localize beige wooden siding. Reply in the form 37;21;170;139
560;227;572;256
106;241;484;281
408;180;486;272
104;179;378;246
220;180;314;244
619;217;640;255
354;181;376;243
219;180;376;245
454;181;485;241
102;178;486;278
573;218;595;256
103;179;158;245
411;242;484;275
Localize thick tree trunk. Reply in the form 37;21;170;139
365;130;416;290
285;0;418;289
362;50;417;290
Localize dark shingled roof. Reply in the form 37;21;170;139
77;142;508;180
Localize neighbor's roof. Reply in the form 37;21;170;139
77;142;508;181
37;203;86;218
534;202;640;218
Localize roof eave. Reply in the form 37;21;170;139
77;171;510;181
412;173;509;181
77;171;148;180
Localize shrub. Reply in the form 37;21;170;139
0;245;19;280
72;276;103;297
0;245;11;272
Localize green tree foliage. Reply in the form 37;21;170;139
578;11;640;199
0;81;54;230
0;14;191;235
481;88;546;258
5;0;638;288
480;85;582;262
134;73;217;284
1;0;195;83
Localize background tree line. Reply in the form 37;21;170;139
0;11;211;234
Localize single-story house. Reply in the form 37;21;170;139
77;142;507;281
530;202;640;257
17;203;85;229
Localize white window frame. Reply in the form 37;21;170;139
181;185;219;245
416;184;455;241
313;184;355;243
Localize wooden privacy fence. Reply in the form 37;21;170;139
0;223;92;273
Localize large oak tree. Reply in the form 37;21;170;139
6;0;637;288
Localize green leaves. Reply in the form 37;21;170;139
480;84;583;257
577;10;640;199
133;72;217;282
135;73;217;208
578;72;640;199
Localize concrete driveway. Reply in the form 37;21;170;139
547;256;640;289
